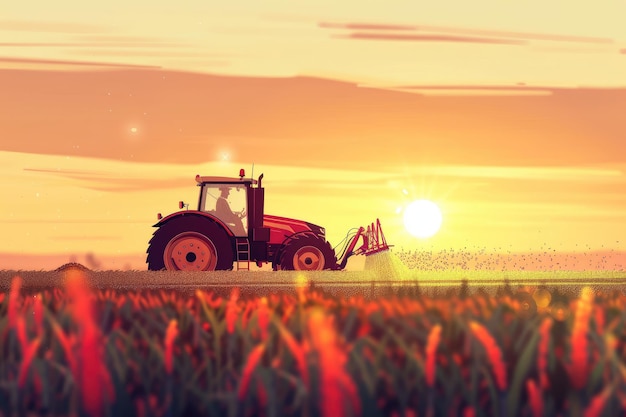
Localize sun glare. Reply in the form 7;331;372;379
403;199;443;239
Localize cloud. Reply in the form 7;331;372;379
23;168;193;192
336;32;525;45
23;161;405;193
0;43;94;47
68;50;225;60
320;21;615;45
390;84;556;96
1;69;625;168
0;35;212;61
401;165;625;181
385;84;626;97
23;167;109;176
0;19;104;33
51;236;121;241
0;220;146;224
0;35;190;62
74;34;183;45
84;179;192;192
319;22;418;31
0;41;184;48
0;56;161;69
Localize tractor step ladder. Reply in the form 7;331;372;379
235;237;250;271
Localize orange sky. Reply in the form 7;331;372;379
1;2;625;270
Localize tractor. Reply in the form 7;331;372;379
146;169;390;271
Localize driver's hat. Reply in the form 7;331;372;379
218;186;231;192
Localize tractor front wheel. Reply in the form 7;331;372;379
278;234;337;271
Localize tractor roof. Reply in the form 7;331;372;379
195;175;257;185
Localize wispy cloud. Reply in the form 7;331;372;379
383;84;626;96
21;156;400;194
67;50;225;61
402;165;625;181
320;22;417;31
337;33;525;45
0;19;104;33
0;41;184;48
0;220;147;224
320;21;615;45
0;34;189;63
23;168;109;176
0;43;94;47
388;84;555;96
0;56;161;69
51;235;121;241
24;168;192;192
74;34;179;43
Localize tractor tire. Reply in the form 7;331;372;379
147;216;234;271
278;234;337;271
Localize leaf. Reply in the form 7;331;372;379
372;333;391;370
33;359;51;411
347;339;377;395
198;296;223;342
237;343;266;401
105;334;127;382
184;357;207;389
587;359;606;396
0;315;9;347
99;299;115;332
355;373;386;417
257;368;278;417
507;326;541;417
341;307;359;340
56;363;75;398
511;317;538;354
479;363;501;417
388;330;424;375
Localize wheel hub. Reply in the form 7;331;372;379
164;232;217;271
293;246;324;270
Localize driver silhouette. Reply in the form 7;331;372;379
216;187;246;236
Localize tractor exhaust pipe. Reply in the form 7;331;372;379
258;173;263;188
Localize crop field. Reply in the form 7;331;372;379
1;250;624;298
1;260;626;417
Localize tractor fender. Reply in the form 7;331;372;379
153;210;234;237
272;231;324;266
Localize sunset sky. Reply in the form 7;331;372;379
1;1;625;270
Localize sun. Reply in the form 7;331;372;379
403;199;443;238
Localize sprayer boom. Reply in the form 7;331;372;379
336;218;391;270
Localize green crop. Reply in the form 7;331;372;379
1;270;625;417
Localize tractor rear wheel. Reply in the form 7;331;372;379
147;216;234;271
278;234;337;271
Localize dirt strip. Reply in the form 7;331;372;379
1;269;624;299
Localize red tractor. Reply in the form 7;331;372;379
146;169;389;271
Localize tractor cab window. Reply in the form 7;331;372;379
201;184;248;236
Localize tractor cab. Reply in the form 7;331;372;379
195;172;256;237
199;182;248;236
